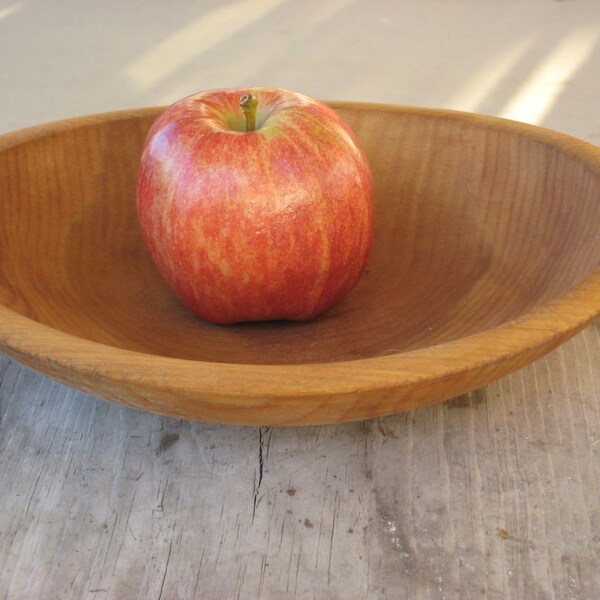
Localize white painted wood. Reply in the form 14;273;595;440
1;321;599;599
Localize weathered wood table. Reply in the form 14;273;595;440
2;1;600;597
1;319;599;598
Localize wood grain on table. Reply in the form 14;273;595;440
1;320;599;599
2;0;600;597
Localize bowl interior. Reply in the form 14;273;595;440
2;105;600;365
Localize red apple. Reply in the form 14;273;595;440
136;87;373;324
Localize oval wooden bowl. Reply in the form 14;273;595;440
1;103;600;425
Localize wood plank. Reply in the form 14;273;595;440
1;321;599;598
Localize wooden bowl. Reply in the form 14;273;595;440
1;103;600;425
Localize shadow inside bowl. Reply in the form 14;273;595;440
2;105;600;366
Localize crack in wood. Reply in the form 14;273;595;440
252;427;270;521
157;538;173;600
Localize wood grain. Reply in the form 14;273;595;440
1;103;600;424
1;320;599;598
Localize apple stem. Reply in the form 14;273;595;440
240;93;258;132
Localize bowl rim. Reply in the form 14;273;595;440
1;103;600;413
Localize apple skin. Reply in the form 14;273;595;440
136;87;373;324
